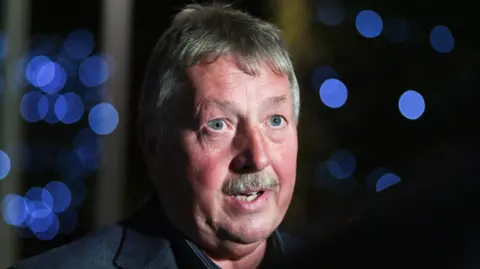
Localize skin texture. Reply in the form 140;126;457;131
142;54;298;269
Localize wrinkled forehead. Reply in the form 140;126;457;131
185;55;292;105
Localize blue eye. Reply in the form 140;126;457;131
268;115;284;127
207;119;226;130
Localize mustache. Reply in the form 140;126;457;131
222;171;280;195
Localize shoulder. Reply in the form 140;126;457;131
12;224;124;269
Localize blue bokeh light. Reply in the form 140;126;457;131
20;91;48;123
42;94;60;124
89;102;119;135
63;29;95;60
376;173;401;192
383;18;409;43
319;78;348;108
430;25;454;53
356;10;383;38
26;56;55;87
54;92;85;124
327;150;356;179
398;90;425;120
27;210;54;233
0;150;11;180
1;194;28;227
39;63;67;94
73;128;101;171
311;66;339;92
79;56;109;87
317;5;345;26
25;187;54;217
34;212;60;241
44;181;72;213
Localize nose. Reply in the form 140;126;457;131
231;128;270;173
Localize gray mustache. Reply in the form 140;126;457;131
222;172;279;195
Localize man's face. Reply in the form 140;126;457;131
152;55;298;247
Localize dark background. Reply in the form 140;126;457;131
0;0;478;266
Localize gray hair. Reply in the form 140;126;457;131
138;3;300;133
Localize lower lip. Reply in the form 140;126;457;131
225;191;272;213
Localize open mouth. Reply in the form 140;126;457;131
233;191;265;202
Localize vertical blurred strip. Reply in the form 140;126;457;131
269;0;313;229
0;0;30;267
94;0;133;228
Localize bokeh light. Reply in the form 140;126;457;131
73;128;101;171
317;5;345;26
42;94;61;124
34;213;60;241
430;25;454;53
88;102;119;135
1;194;28;227
54;92;85;124
356;10;383;38
44;181;72;213
39;63;67;94
79;55;109;87
376;173;401;192
63;29;95;60
311;66;339;92
398;90;425;120
319;78;348;108
20;91;48;123
26;56;55;88
327;150;356;179
0;150;11;180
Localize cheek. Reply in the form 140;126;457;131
183;138;232;195
271;138;298;186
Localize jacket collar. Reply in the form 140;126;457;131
113;195;286;269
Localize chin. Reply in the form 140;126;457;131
221;213;281;245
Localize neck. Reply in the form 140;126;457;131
207;240;268;269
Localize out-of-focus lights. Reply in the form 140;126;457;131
327;150;356;179
73;128;100;171
88;102;119;135
39;63;67;94
376;173;401;192
317;5;345;26
54;92;85;124
0;150;11;180
356;10;383;38
34;213;60;241
63;29;95;60
319;78;348;108
430;25;454;53
79;56;109;87
1;194;28;227
20;91;48;123
398;90;425;120
311;66;339;92
26;56;55;88
44;181;72;213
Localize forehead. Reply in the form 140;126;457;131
185;55;291;102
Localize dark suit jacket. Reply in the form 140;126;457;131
10;196;309;269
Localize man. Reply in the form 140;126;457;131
12;3;306;269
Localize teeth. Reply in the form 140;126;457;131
235;192;260;202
